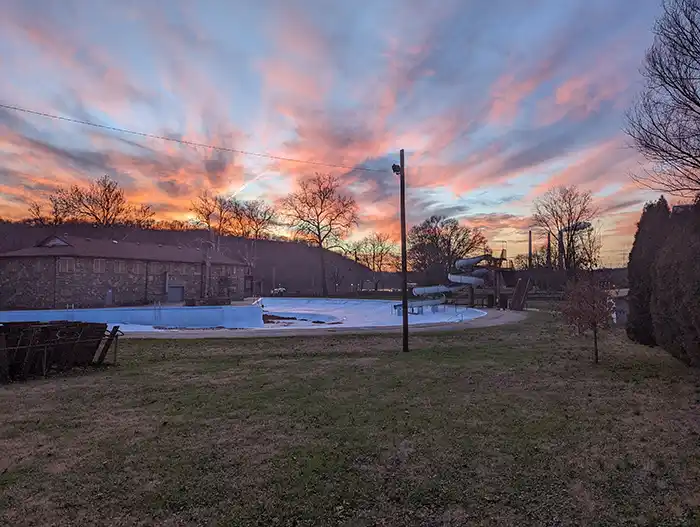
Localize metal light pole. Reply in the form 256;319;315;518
392;150;409;353
494;240;508;261
559;221;592;273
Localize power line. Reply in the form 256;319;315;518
0;102;387;173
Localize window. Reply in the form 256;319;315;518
93;258;105;273
180;263;187;274
114;261;126;274
168;263;177;274
33;260;43;273
132;262;142;275
57;258;75;273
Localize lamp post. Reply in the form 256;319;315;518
392;150;409;353
559;221;592;273
494;240;508;261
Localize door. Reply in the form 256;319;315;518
167;285;185;303
105;289;114;306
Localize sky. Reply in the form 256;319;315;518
0;0;668;266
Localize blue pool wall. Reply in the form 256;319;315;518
0;305;264;329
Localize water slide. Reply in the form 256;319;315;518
392;256;492;315
412;256;489;297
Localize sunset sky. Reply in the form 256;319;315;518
0;0;668;266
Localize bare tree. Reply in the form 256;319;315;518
576;223;603;271
26;195;69;226
154;219;194;231
626;0;700;196
330;265;345;293
408;215;487;284
125;204;156;229
560;276;614;364
512;254;530;271
362;233;397;271
532;186;599;272
513;243;560;270
189;190;237;250
281;173;359;296
52;175;132;226
354;232;399;290
338;239;364;262
190;192;277;241
31;175;153;227
236;200;277;239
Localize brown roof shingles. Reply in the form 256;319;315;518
0;235;246;266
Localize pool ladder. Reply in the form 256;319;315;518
153;301;162;323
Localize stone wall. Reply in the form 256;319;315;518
0;257;56;309
0;256;248;309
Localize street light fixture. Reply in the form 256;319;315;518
392;150;409;353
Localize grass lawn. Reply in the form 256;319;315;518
1;316;699;526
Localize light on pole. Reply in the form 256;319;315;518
392;150;409;353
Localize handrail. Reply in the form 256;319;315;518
392;294;446;314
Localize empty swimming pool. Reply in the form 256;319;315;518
0;298;487;333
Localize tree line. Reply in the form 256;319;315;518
10;173;608;297
12;172;492;296
14;173;606;279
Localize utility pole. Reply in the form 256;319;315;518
399;150;409;353
393;150;409;353
558;230;565;270
528;230;532;269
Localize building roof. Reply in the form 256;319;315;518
0;235;246;266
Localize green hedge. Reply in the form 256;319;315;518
626;197;670;346
650;208;700;366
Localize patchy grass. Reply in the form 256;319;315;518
1;318;699;526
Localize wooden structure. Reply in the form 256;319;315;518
0;321;122;384
510;277;532;311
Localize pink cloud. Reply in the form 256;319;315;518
529;138;644;196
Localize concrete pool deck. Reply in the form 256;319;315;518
121;309;528;339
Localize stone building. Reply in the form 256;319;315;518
0;235;251;309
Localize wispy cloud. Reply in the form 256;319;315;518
0;0;664;258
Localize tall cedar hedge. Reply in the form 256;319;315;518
626;196;670;345
627;197;700;366
650;205;700;366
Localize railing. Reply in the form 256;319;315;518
392;295;447;315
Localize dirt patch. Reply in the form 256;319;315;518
264;313;340;325
263;314;298;323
